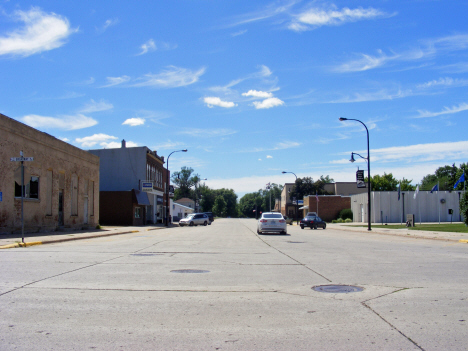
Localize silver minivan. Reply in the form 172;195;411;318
179;213;210;227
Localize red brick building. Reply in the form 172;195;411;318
303;195;351;222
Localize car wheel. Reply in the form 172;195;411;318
281;231;287;235
257;228;260;234
189;222;194;226
314;225;318;230
203;221;207;226
323;223;326;229
300;225;304;229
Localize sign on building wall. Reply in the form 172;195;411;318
356;170;366;188
141;181;153;192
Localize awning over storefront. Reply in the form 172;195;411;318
133;189;151;206
298;205;309;210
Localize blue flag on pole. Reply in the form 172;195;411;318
454;173;465;189
430;184;438;193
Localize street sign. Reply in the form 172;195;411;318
0;192;2;202
298;200;303;205
10;157;34;162
356;170;366;188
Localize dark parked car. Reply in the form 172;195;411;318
204;212;214;224
300;215;326;230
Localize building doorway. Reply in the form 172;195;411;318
58;190;64;226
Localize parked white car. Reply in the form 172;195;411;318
179;213;210;227
257;212;287;235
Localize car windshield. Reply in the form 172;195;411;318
263;214;282;219
186;214;195;219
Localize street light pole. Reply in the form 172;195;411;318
339;117;372;231
165;149;188;226
282;171;298;224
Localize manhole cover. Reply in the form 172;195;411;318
312;285;363;293
171;269;210;274
130;253;159;256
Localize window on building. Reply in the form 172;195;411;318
15;176;39;199
89;180;94;216
135;207;141;218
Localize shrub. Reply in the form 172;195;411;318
332;220;337;223
460;191;468;226
336;218;344;223
345;218;353;223
339;208;353;220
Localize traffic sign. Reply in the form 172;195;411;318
10;157;34;162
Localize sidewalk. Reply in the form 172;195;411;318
0;223;177;249
326;222;468;243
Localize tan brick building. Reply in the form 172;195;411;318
0;113;99;234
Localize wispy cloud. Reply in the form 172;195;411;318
334;140;468;164
21;114;97;130
0;7;77;57
231;29;247;37
241;141;301;153
102;75;131;87
137;39;156;55
330;88;413;103
417;77;468;89
96;18;119;34
228;0;297;27
133;66;206;88
253;97;285;109
79;99;113;113
415;102;468;118
178;128;237;137
152;140;185;150
203;97;237;108
122;117;145;126
289;6;391;32
333;50;397;73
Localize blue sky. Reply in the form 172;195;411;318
1;0;468;198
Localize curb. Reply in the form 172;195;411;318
0;227;166;250
330;225;467;243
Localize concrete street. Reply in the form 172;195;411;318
1;219;467;350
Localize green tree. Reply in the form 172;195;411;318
421;163;466;191
212;195;227;217
238;192;263;218
460;191;468;226
365;173;398;191
171;167;198;200
214;188;238;217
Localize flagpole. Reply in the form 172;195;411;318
438;180;440;224
418;185;421;225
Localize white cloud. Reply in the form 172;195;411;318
122;117;145;126
133;66;206;88
137;39;156;55
252;97;284;109
97;18;119;33
101;141;138;149
417;77;468;89
0;7;77;57
76;134;117;148
266;155;273;159
330;88;413;103
79;99;113;113
290;6;389;31
203;97;237;108
178;128;237;137
242;90;273;98
21;114;97;130
416;103;468;118
102;75;131;87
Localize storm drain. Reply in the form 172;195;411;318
171;269;210;274
312;285;363;293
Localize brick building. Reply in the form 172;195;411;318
0;113;99;234
303;195;351;222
